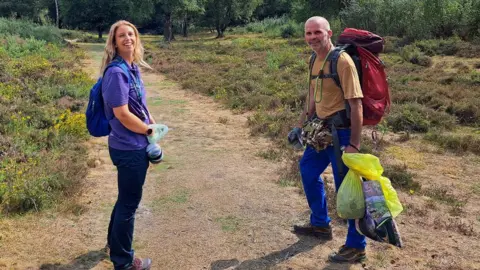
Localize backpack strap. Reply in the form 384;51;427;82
309;51;339;80
328;46;346;89
105;57;142;102
329;45;352;120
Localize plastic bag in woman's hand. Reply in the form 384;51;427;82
147;124;169;144
337;170;365;219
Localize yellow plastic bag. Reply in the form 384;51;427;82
337;170;365;219
342;153;383;180
377;176;403;218
342;153;403;218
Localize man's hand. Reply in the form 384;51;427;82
344;144;360;153
288;127;302;142
288;127;304;150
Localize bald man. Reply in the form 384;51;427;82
288;16;367;263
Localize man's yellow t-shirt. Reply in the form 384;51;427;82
310;52;363;119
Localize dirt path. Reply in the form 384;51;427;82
1;43;479;270
0;43;324;269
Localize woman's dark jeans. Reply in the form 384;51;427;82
108;147;149;269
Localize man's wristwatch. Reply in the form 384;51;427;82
349;143;360;152
146;128;153;136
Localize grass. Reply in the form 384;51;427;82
0;25;92;214
76;42;104;53
255;148;282;161
383;163;421;191
154;162;172;173
371;250;390;269
145;32;480;157
473;183;480;195
215;215;241;232
422;186;466;207
149;189;190;211
76;43;104;67
173;108;188;115
148;97;187;106
141;29;480;214
385;145;425;169
217;116;229;124
278;178;298;187
424;131;480;155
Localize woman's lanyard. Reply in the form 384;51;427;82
113;56;143;102
306;50;332;117
130;71;143;102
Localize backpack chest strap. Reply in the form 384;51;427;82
310;73;338;80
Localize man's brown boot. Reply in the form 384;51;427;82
328;245;366;263
292;223;333;240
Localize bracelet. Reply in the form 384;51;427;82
349;143;360;152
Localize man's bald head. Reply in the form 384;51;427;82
304;16;333;54
305;16;330;31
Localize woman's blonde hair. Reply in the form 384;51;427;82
99;20;152;76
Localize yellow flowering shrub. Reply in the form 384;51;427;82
54;110;89;138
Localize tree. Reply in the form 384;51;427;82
155;0;204;42
178;0;205;37
54;0;59;27
204;0;261;38
0;0;43;21
253;0;292;20
61;0;156;38
291;0;348;22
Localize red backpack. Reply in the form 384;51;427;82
309;28;390;126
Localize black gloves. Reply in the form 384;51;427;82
287;127;304;150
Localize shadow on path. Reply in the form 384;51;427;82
40;250;108;270
210;235;326;270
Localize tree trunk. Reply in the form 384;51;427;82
216;23;224;38
164;12;172;42
182;15;188;37
54;0;59;27
97;29;103;39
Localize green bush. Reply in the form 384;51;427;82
386;103;457;132
383;36;402;53
281;24;296;38
245;17;288;33
0;18;63;44
2;35;47;58
425;132;480;155
0;28;92;214
78;35;106;43
399;44;432;67
59;29;88;40
414;37;461;56
446;100;480;125
337;0;480;42
242;17;304;39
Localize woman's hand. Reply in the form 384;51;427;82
147;124;169;144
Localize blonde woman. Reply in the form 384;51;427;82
101;20;155;270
